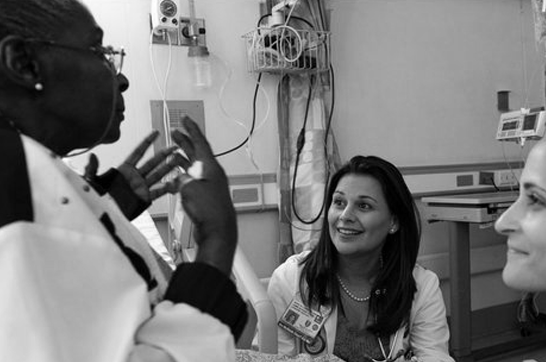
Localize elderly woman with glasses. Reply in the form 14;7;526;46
0;1;246;361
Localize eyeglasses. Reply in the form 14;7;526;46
27;39;126;75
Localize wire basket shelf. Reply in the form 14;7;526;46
243;27;330;74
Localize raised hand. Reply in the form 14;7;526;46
117;130;180;203
83;130;182;220
170;116;237;275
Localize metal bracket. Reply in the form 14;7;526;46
179;17;207;47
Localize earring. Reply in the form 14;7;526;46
35;83;43;91
389;226;396;234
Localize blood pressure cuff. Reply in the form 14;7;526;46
0;126;33;227
164;262;248;341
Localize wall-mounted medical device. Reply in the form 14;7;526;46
151;0;180;35
496;108;546;141
150;0;207;49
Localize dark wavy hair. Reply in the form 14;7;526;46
299;155;421;337
0;0;89;41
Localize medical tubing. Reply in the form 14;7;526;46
291;0;336;222
187;0;200;41
257;13;315;29
287;1;332;222
253;82;271;132
149;30;173;147
283;0;300;26
149;30;177;258
325;64;335;143
519;0;530;108
216;53;270;134
188;0;196;20
276;24;303;63
245;138;267;211
319;63;335;205
213;53;268;187
214;73;263;157
285;63;335;231
291;75;326;225
216;54;248;132
163;31;173;143
372;329;400;362
277;1;304;64
317;0;327;31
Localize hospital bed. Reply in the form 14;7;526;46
180;244;278;353
134;199;277;353
232;247;278;353
166;202;278;353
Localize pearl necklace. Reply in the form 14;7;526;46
336;274;370;303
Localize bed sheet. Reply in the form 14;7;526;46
236;350;345;362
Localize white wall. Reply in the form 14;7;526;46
330;0;544;167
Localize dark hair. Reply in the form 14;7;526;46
0;0;89;41
299;155;421;337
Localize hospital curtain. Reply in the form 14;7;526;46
275;0;339;263
531;0;546;104
276;73;340;263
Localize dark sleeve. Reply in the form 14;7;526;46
164;262;248;341
88;168;150;220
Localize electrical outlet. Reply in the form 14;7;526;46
479;172;495;185
479;170;520;187
496;170;520;187
230;184;263;209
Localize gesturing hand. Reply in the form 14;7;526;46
170;116;237;275
117;130;180;203
83;130;182;220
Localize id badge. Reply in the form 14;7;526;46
278;297;327;345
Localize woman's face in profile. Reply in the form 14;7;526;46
37;7;128;154
495;141;546;291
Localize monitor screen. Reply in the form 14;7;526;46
523;114;537;131
502;120;519;131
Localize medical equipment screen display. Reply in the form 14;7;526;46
497;110;546;141
502;121;518;131
523;114;537;130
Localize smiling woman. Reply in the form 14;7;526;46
267;155;454;362
495;140;546;292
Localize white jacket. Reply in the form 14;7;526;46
0;134;236;362
268;251;454;362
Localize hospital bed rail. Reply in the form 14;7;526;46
181;245;278;353
232;247;278;353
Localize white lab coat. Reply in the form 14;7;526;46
0;135;235;362
268;251;455;362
